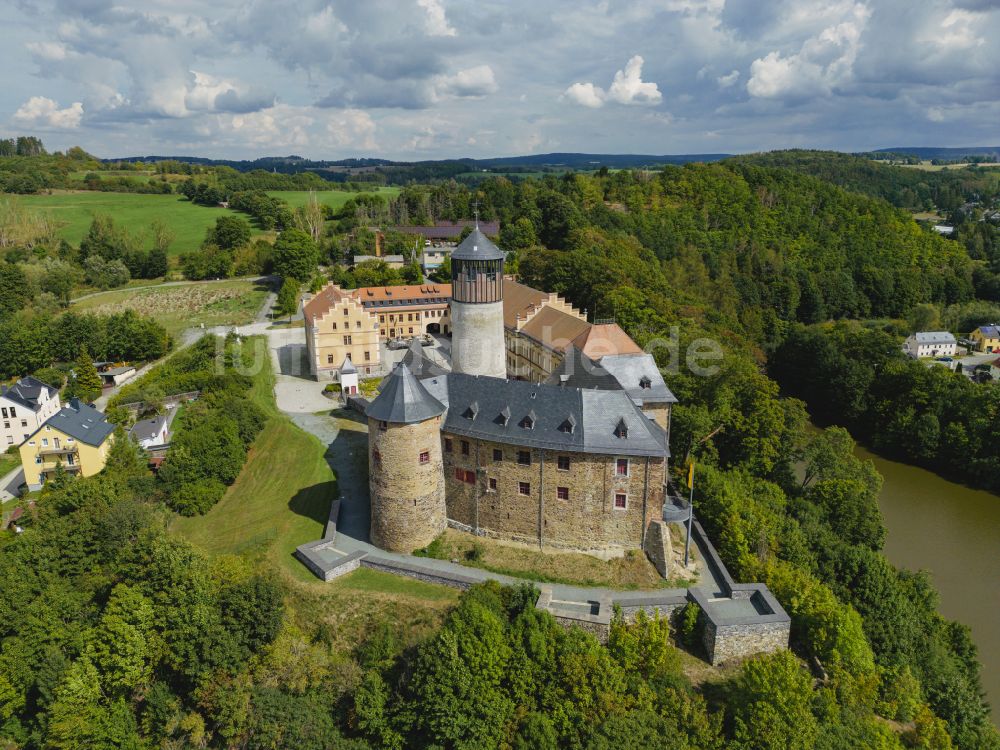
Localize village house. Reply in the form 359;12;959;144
0;376;62;449
19;398;115;489
128;414;170;450
903;331;957;358
970;325;1000;353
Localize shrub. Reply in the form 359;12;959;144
675;602;701;650
168;478;226;516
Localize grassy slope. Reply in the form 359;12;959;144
169;336;458;620
266;186;399;210
17;192;258;257
0;453;20;479
71;279;268;340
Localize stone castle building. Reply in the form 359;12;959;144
365;228;677;555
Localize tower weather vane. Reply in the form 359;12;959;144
470;199;481;228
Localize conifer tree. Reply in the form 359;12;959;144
72;347;102;403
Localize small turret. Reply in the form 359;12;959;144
365;363;447;552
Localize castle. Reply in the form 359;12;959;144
363;227;677;556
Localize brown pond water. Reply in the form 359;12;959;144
854;444;1000;722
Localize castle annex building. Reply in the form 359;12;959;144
364;227;676;554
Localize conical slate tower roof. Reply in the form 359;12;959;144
451;225;504;261
401;337;448;378
365;362;446;424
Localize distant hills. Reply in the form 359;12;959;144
103;147;999;187
107;151;732;171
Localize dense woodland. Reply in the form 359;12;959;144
771;323;1000;491
730;150;1000;214
2;140;1000;747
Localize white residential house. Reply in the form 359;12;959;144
0;376;62;449
128;414;170;450
903;331;957;359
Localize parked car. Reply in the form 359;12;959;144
420;334;434;346
387;338;409;350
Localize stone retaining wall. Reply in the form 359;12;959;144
360;555;483;590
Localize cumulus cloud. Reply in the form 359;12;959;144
564;55;662;108
434;65;498;99
13;96;84;128
716;69;739;88
747;2;870;99
564;82;606;108
417;0;456;36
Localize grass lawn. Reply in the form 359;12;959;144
169;334;457;640
17;192;260;257
266;187;399;211
71;278;268;340
0;453;21;479
415;528;694;590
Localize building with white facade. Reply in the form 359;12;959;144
0;377;62;449
903;331;957;358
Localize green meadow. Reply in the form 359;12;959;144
18;187;400;257
265;186;399;210
17;192;254;257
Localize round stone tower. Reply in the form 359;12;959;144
365;362;447;552
450;225;507;378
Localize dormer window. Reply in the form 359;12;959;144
495;406;511;426
520;409;536;430
639;376;652;390
463;402;479;420
558;414;577;434
614;418;628;439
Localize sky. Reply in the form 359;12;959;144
2;0;999;160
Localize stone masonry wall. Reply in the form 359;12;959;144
643;519;672;578
369;416;446;552
442;431;665;552
703;619;791;665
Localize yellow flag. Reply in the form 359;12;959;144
687;462;695;489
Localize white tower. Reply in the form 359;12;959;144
449;224;506;378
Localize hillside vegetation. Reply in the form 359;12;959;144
729;149;1000;213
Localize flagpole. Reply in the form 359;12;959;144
684;463;694;567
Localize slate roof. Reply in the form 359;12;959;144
451;226;505;262
546;347;677;405
31;398;115;447
129;414;168;442
365;363;446;424
975;325;1000;338
339;356;358;375
391;220;500;240
1;376;56;413
910;331;956;344
420;373;669;458
598;354;678;405
400;338;449;378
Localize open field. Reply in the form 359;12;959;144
897;161;1000;172
71;278;268;339
266;186;399;210
17;192;258;256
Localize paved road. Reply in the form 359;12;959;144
0;466;24;503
